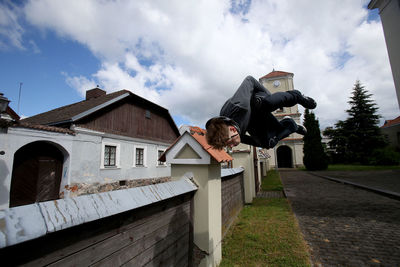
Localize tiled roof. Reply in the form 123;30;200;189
159;126;233;163
381;116;400;128
22;90;129;125
260;70;293;80
6;106;20;121
189;126;233;163
14;122;75;135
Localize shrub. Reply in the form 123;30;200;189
368;146;400;166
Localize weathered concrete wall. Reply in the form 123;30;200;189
0;127;73;210
65;177;171;197
70;129;171;185
0;126;173;210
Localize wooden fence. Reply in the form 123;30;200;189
1;169;245;266
221;169;245;238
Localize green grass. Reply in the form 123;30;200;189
299;164;400;171
326;164;400;171
261;170;283;191
220;198;311;267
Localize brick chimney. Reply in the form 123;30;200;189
86;87;106;100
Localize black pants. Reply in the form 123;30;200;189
245;76;299;148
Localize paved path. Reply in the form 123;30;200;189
280;170;400;267
312;170;400;194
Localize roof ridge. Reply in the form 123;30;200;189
259;70;294;80
21;90;129;124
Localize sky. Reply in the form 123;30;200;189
0;0;398;130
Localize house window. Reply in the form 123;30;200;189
101;142;120;169
145;110;151;119
158;150;166;166
104;145;116;167
136;148;144;166
133;145;147;167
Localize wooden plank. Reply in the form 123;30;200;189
221;173;245;238
80;101;178;143
92;222;190;266
49;203;190;266
17;196;190;266
121;225;189;266
144;232;189;267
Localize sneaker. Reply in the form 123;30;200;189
299;94;317;109
292;90;317;109
296;124;307;135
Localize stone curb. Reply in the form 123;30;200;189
309;173;400;201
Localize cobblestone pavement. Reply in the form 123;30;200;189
257;190;285;198
280;170;400;267
311;170;400;193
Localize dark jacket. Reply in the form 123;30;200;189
219;76;275;147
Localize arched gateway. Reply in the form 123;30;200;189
277;145;293;168
10;141;65;207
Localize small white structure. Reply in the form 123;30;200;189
161;126;233;267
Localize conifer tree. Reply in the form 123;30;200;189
303;109;328;170
345;80;386;163
324;80;387;164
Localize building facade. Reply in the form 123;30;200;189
381;115;400;150
369;0;400;109
259;70;305;168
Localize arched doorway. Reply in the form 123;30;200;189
277;145;293;168
10;141;64;207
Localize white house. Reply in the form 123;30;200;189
0;88;180;210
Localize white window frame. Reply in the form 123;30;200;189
157;149;166;166
133;145;147;167
101;142;120;169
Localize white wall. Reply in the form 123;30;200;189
0;127;74;210
378;0;400;109
0;126;172;210
267;140;304;169
70;129;171;184
231;144;256;203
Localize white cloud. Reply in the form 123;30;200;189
21;0;399;129
64;72;97;95
0;1;25;50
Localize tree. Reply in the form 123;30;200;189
323;120;353;163
303;109;328;170
324;80;387;164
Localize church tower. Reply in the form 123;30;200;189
259;70;304;168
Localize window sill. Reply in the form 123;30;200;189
101;166;121;170
156;165;168;168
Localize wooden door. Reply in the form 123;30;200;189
10;142;63;207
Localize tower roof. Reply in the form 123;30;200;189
259;70;294;80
